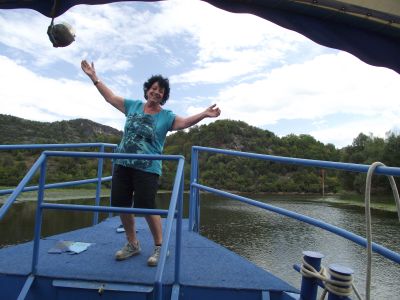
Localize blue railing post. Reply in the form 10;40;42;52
154;156;185;300
93;144;105;225
109;162;115;218
31;155;47;275
327;264;353;300
189;147;199;232
300;251;324;300
174;168;184;284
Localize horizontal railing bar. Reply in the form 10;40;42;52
41;203;169;216
43;151;184;161
192;182;400;265
0;143;117;150
0;176;112;196
193;146;400;176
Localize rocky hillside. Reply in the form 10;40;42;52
0;114;122;144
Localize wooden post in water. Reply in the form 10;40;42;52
321;169;325;197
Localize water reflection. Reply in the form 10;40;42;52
0;193;399;298
196;194;400;299
0;198;109;247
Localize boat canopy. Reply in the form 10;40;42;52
1;0;400;74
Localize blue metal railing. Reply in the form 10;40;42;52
0;143;117;224
188;146;400;265
0;144;185;300
3;143;400;299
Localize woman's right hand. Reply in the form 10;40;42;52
81;60;96;79
80;59;125;113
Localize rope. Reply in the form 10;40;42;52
50;0;60;19
300;258;363;300
299;162;400;300
47;0;59;44
364;162;400;300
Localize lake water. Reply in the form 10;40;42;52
1;193;399;299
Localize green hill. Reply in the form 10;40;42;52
0;114;122;144
1;114;398;194
163;120;399;194
0;114;122;186
162;120;341;193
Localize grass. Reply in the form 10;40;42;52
0;187;111;203
320;194;399;213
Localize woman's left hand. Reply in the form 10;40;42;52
205;104;221;118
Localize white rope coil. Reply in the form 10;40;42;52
300;258;362;300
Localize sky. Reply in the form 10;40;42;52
1;0;400;148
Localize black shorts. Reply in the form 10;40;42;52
111;164;159;209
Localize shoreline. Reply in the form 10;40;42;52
1;188;397;213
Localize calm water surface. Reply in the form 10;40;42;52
1;193;399;299
197;194;400;299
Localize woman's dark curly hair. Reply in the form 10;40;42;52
143;75;170;105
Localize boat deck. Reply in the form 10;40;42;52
0;217;299;299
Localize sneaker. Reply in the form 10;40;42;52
115;241;141;261
147;245;169;267
116;224;125;233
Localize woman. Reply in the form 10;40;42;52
81;60;221;266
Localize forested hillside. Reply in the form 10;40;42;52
0;114;122;186
162;120;341;193
0;114;121;144
1;114;399;194
162;120;399;194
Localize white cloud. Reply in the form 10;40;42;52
0;4;168;70
0;1;320;84
310;118;399;148
0;55;124;129
163;0;313;84
215;52;400;133
1;0;399;148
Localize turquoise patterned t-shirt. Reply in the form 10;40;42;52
114;99;176;175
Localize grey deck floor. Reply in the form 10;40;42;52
0;217;298;293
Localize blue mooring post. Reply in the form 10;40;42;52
300;250;324;300
327;264;353;300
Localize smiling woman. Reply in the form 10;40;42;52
80;58;220;265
